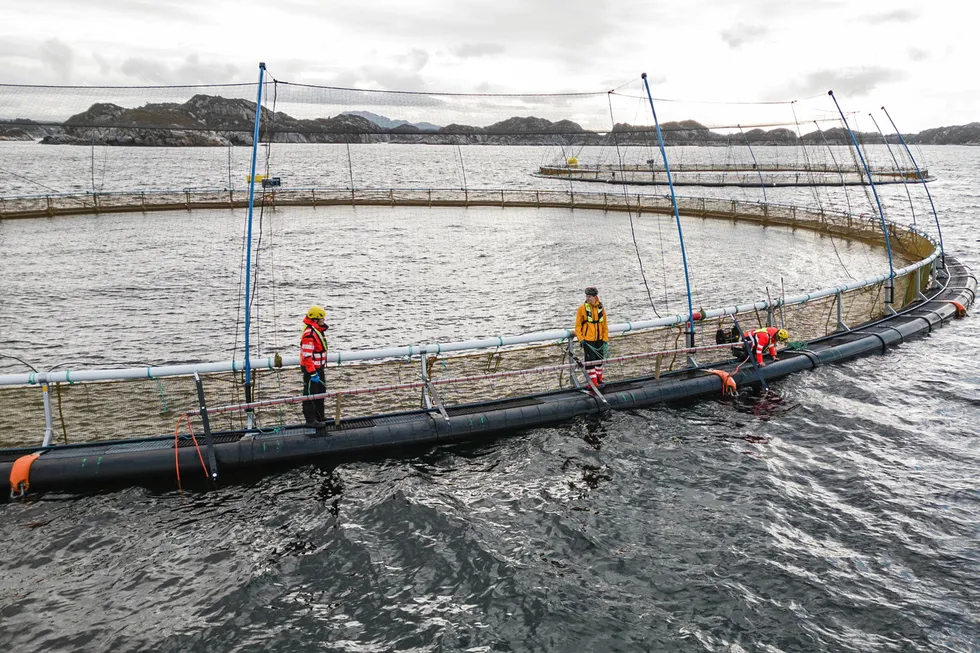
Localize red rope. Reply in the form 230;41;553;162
173;413;211;491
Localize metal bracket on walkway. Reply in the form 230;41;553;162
41;383;54;447
420;353;433;409
836;291;849;332
913;267;928;301
685;329;698;369
583;372;610;409
571;354;609;409
567;339;582;389
194;372;218;483
425;381;451;424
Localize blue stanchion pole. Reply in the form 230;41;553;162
243;62;266;423
641;73;696;352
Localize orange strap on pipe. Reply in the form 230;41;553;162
9;453;41;498
705;369;737;396
941;300;967;318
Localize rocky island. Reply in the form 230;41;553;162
0;95;976;146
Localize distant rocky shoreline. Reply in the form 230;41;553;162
0;94;976;146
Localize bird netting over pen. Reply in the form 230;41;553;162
0;69;943;448
0;74;935;191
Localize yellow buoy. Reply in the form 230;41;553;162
567;157;579;167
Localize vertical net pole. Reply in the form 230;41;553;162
869;112;916;228
641;73;696;359
829;91;895;304
244;62;267;427
738;124;768;204
881;106;946;268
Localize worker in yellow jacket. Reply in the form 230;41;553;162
575;286;609;386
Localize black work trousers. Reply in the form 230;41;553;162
302;368;326;424
582;340;605;363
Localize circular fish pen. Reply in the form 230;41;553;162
534;162;933;187
0;73;973;497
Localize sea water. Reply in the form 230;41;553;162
0;144;977;652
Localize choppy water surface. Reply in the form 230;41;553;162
0;144;978;652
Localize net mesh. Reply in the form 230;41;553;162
0;271;909;449
0;74;940;449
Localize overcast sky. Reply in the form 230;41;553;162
2;0;975;132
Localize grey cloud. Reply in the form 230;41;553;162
709;0;845;19
635;73;666;88
0;40;28;58
404;49;429;73
720;24;769;49
353;66;428;92
767;67;907;100
16;0;203;22
120;54;241;84
863;9;917;23
39;39;73;83
908;48;929;62
278;0;623;58
271;0;644;90
452;43;506;58
0;37;241;86
0;38;76;85
121;58;172;83
282;44;446;95
92;53;113;76
259;59;330;83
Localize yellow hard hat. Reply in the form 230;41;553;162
306;305;326;320
776;328;789;341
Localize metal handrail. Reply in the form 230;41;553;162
0;188;940;387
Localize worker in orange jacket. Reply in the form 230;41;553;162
300;305;329;425
575;286;609;386
743;327;789;366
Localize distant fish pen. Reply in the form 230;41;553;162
0;69;973;497
535;162;933;187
